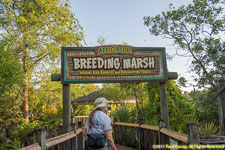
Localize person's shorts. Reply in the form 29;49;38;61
88;146;110;150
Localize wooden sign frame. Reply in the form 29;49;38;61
61;46;168;84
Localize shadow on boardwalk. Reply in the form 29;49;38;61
116;144;137;150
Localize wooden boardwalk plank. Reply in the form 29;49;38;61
116;144;137;150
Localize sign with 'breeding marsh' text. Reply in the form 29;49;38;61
61;45;167;84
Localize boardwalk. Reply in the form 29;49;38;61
116;144;136;150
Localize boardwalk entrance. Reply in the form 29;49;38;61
54;46;180;135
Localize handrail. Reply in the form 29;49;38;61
113;122;188;143
46;131;76;148
76;128;83;135
19;128;83;150
73;116;88;127
114;122;139;128
74;116;88;118
20;143;41;150
160;128;187;143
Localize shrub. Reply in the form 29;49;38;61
111;105;130;123
199;121;219;136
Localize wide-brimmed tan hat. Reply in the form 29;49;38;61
94;97;109;110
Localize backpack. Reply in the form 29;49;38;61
87;133;106;148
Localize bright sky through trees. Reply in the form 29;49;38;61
71;0;194;91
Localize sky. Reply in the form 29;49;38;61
70;0;194;91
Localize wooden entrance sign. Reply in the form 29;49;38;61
59;45;176;134
61;45;168;84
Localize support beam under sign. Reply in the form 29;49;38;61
160;82;170;129
63;84;71;133
51;72;178;81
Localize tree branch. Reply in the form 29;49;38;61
30;52;50;68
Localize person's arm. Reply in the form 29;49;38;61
104;130;117;150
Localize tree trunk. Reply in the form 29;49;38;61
218;97;224;133
134;95;139;142
219;80;225;133
135;95;139;124
23;48;29;123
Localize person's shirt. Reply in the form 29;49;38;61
85;110;112;134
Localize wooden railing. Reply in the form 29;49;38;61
113;122;188;150
73;116;88;127
20;116;225;150
73;116;188;149
19;128;83;150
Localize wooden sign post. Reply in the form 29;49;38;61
63;84;71;133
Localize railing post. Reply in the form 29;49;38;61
78;121;82;128
71;123;76;132
119;125;122;145
138;119;143;150
33;129;37;143
152;130;157;148
36;128;46;150
113;118;117;143
70;123;76;150
187;123;200;145
132;127;136;148
77;130;83;150
125;126;128;146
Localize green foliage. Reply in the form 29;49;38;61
0;95;23;144
199;121;219;136
106;81;194;132
29;74;99;134
72;84;99;116
143;0;224;133
144;0;225;90
174;115;199;133
178;77;188;87
145;117;159;126
0;0;84;72
144;81;194;131
1;138;21;150
187;89;218;123
0;0;85;122
0;41;23;96
111;105;131;123
100;83;133;103
10;120;42;140
97;36;106;45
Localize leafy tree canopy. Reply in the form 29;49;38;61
0;0;84;121
1;0;84;65
144;0;225;90
0;40;23;96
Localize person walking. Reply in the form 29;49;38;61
83;97;117;150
